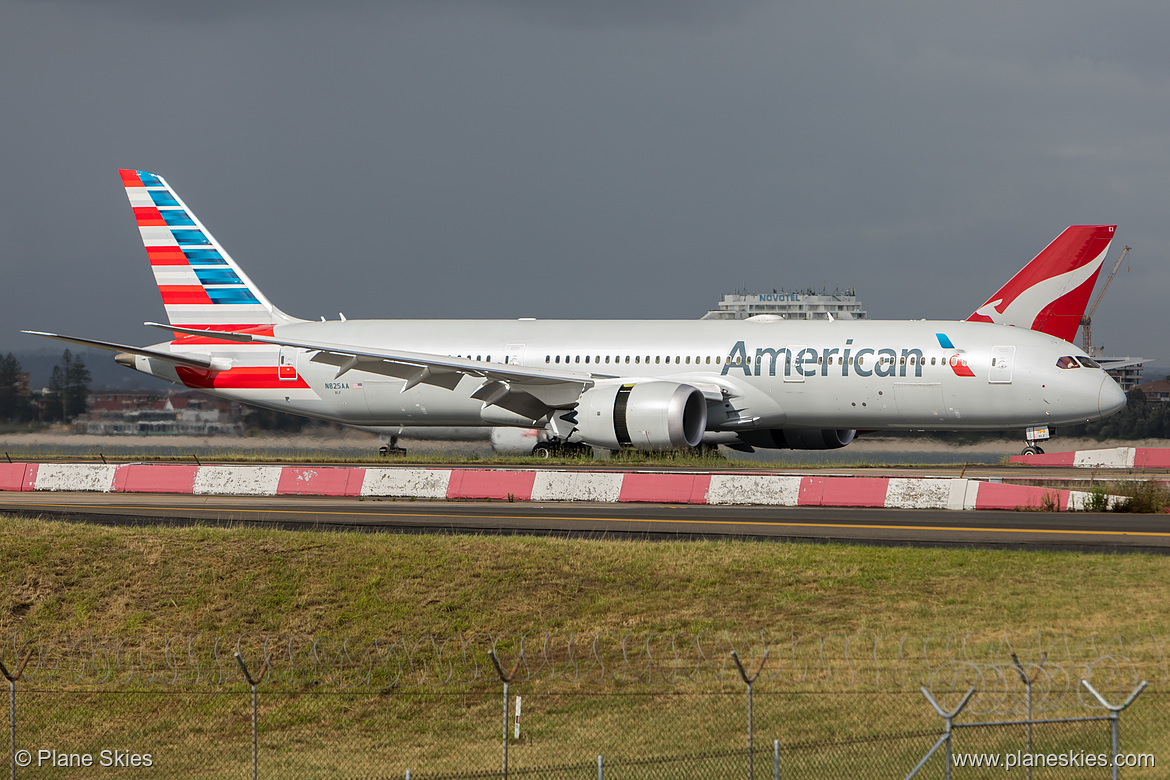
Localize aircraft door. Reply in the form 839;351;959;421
506;343;525;366
988;346;1015;384
278;347;298;380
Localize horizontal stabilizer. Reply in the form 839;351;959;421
21;330;215;369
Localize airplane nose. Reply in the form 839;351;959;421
1099;375;1126;417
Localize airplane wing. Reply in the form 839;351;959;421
21;330;217;369
146;322;607;414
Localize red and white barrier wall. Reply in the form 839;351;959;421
1010;447;1170;469
0;462;1103;511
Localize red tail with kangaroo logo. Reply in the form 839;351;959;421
967;225;1115;343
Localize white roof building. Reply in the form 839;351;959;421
701;288;867;321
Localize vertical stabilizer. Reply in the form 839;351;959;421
967;225;1114;343
120;169;302;331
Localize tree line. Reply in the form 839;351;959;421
1060;388;1170;441
0;350;91;424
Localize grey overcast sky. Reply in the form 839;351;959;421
3;1;1167;362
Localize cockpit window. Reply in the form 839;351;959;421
1056;356;1080;369
1076;356;1101;369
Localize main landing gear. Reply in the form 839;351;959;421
1020;443;1045;456
378;437;407;457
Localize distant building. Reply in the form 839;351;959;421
1088;348;1148;392
702;288;867;321
79;390;243;436
1134;379;1170;402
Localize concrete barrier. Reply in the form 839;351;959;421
277;467;365;497
1011;446;1170;469
114;463;199;494
361;468;451;499
447;469;536;501
34;464;118;493
0;461;1117;512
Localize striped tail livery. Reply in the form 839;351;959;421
120;169;301;333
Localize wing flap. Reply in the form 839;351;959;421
146;322;595;407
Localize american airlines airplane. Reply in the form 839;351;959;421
26;171;1125;457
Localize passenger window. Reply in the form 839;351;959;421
656;356;661;364
555;355;560;364
625;356;630;364
585;356;590;364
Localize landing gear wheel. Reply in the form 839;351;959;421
378;445;407;456
1021;445;1039;456
531;444;553;459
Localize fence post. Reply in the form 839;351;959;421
773;739;779;779
0;651;32;780
912;686;975;780
489;651;521;780
1010;651;1046;780
732;649;768;780
1081;679;1148;780
234;651;269;780
597;754;603;780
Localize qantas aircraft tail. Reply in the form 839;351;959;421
119;169;302;333
967;225;1115;344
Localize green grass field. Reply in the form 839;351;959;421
3;514;1167;778
3;514;1170;638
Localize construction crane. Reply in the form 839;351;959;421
1081;246;1130;354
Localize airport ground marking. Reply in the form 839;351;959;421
5;499;1170;540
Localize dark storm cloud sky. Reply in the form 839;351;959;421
3;0;1167;362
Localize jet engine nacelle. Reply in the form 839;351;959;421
570;382;707;450
737;428;857;450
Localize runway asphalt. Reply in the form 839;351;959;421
3;492;1168;553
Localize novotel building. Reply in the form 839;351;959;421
701;288;867;321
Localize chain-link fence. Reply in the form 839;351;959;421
2;631;1165;778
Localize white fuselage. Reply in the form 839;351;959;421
130;317;1124;434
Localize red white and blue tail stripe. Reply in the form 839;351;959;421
120;169;301;332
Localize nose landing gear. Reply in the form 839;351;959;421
1020;424;1050;456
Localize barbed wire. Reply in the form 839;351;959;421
1;630;1162;699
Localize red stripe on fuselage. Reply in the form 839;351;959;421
166;324;276;345
175;366;310;390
